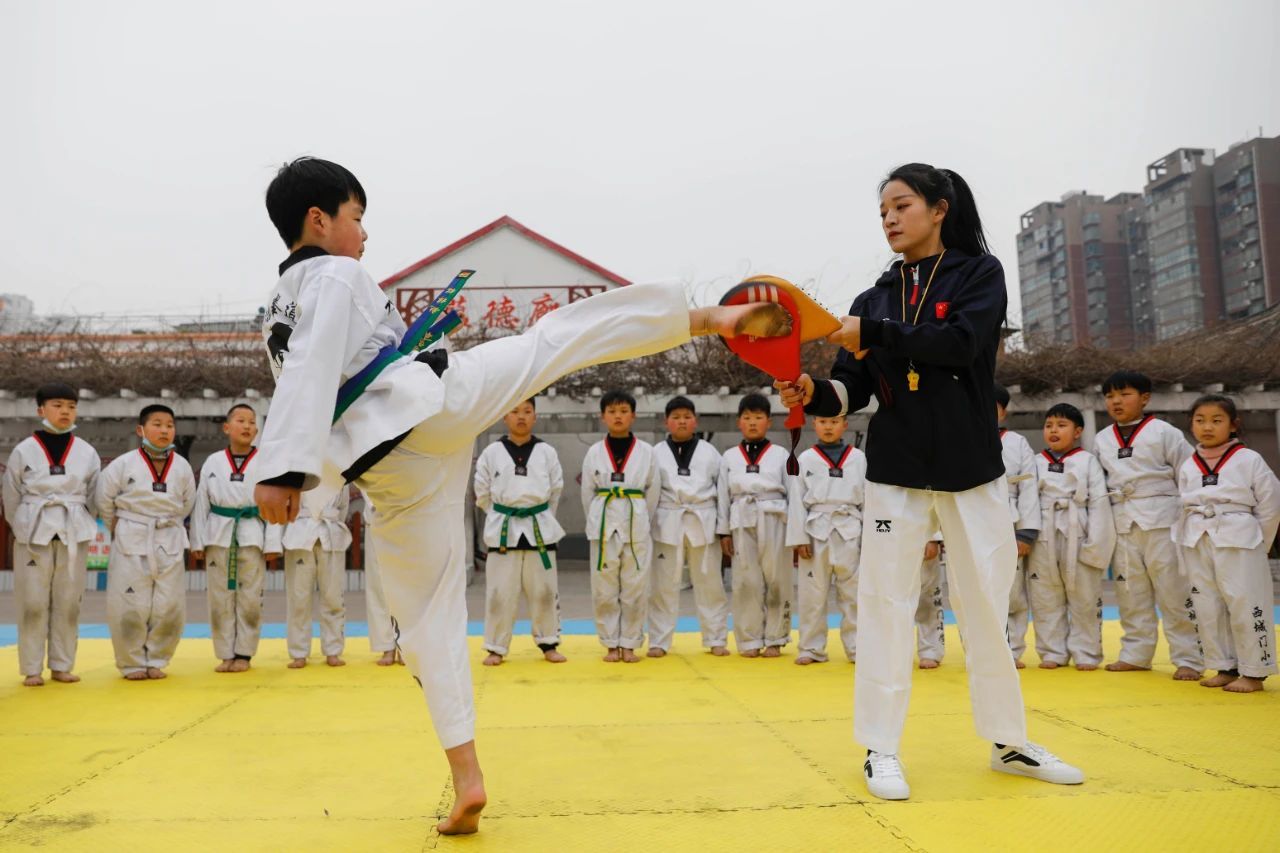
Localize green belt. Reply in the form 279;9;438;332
492;502;552;569
210;504;260;590
594;487;644;571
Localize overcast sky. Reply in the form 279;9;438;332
2;0;1276;323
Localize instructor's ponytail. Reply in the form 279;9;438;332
880;163;990;257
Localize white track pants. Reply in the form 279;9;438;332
730;516;792;652
1183;538;1277;678
1028;538;1104;666
1007;553;1030;660
362;537;396;653
797;534;859;662
14;540;86;676
855;479;1026;755
650;533;729;651
285;544;346;659
1113;527;1202;670
106;550;186;674
589;535;650;649
204;545;266;660
483;550;561;656
357;281;690;749
916;555;946;663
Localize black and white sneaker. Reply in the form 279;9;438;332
991;742;1085;784
863;750;910;800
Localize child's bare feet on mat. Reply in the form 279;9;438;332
438;742;486;836
740;648;760;658
1038;661;1060;669
50;670;80;683
1105;660;1149;672
1224;676;1265;693
621;648;640;663
762;645;781;658
543;650;567;663
229;659;251;673
646;647;666;658
603;648;621;662
376;651;397;666
146;668;166;679
215;659;234;672
482;653;503;666
795;655;820;666
691;303;792;339
1200;671;1236;687
918;658;940;670
288;658;307;669
1014;659;1026;669
710;646;730;657
124;671;148;681
1172;666;1200;681
326;655;346;667
22;675;44;687
1075;663;1097;671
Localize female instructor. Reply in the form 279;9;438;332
778;163;1084;801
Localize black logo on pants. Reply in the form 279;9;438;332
875;520;892;533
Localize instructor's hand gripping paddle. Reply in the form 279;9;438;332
719;276;841;475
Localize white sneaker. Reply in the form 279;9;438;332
863;751;910;800
991;742;1085;784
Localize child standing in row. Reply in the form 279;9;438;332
1094;371;1202;679
916;536;947;669
788;413;864;665
650;396;729;657
719;394;794;658
98;404;197;680
282;487;350;668
3;383;100;686
1031;404;1115;670
582;391;659;663
358;500;401;666
476;398;567;666
994;384;1040;668
191;404;281;672
1175;395;1280;693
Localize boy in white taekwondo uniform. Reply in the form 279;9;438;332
475;398;567;666
1094;371;1202;679
1030;404;1116;670
915;536;947;668
3;382;100;686
282;486;351;668
787;413;865;665
581;391;659;663
649;396;729;657
1175;395;1280;693
249;158;787;834
191;404;282;673
718;393;796;658
98;405;197;680
995;384;1040;668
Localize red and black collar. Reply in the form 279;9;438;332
1112;415;1154;450
1192;443;1246;478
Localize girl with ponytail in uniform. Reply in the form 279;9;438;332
778;163;1085;800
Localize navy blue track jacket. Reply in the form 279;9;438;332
806;250;1006;492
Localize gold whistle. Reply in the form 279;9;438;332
907;368;920;392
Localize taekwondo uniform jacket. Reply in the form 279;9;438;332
474;438;566;550
1035;448;1116;574
282;487;353;553
1000;428;1040;535
717;441;793;538
1173;444;1280;551
3;433;100;548
652;438;720;548
581;437;659;544
1094;416;1192;534
190;449;282;553
96;449;196;569
786;444;867;563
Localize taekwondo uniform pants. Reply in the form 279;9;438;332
855;479;1027;755
1028;538;1104;666
356;280;690;749
1007;553;1031;661
730;516;792;652
916;554;947;663
14;540;87;676
1113;527;1202;670
797;534;859;662
589;535;650;649
650;533;729;651
363;536;397;653
483;550;561;656
1183;538;1277;678
204;545;266;660
285;544;346;659
106;551;186;674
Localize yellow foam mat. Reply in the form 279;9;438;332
2;624;1278;852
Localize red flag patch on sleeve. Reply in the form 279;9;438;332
935;301;950;319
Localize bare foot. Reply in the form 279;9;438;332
482;653;503;667
1039;661;1060;669
693;303;792;339
740;648;761;658
603;648;621;662
22;675;45;687
215;659;234;673
229;659;251;673
1105;660;1150;672
646;647;667;658
918;658;940;670
325;655;346;667
146;668;167;679
1015;659;1026;669
1172;666;1201;681
438;742;486;836
543;650;567;663
288;658;307;669
710;646;730;657
124;671;148;681
621;648;640;663
49;670;80;683
1200;671;1236;688
1223;676;1265;693
794;655;820;666
762;646;781;658
1075;663;1098;671
376;651;397;666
